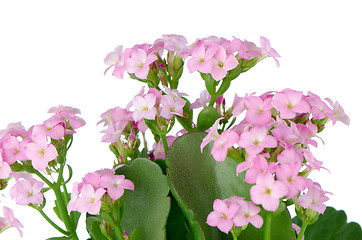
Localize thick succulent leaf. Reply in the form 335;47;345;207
166;132;296;240
166;132;250;240
116;158;170;240
293;207;362;240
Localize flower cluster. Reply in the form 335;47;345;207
203;88;349;232
67;168;134;215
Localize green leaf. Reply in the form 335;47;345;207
86;215;108;240
46;236;70;240
166;132;296;240
166;132;251;240
196;106;219;131
116;158;170;240
293;206;362;240
166;197;188;240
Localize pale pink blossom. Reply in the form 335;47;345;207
0;206;23;237
297;179;329;214
99;174;134;201
206;199;239;234
272;89;310;119
97;107;132;128
160;95;186;119
132;93;157;122
190;90;211;109
42;117;66;140
245;155;277;184
306;92;335;122
233;199;263;229
0;122;28;139
211;129;239;162
48;105;85;132
250;174;287;211
10;178;44;205
245;96;273;126
200;118;222;151
325;98;350;125
260;36;280;67
276;162;306;198
126;49;157;79
24;133;58;171
74;184;106;215
104;45;123;75
210;45;238;81
187;43;217;74
277;148;304;164
0;152;12;179
238;126;277;155
152;136;176;159
2;136;28;164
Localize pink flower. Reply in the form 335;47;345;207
200;118;221;151
272;89;310;119
132;93;157;122
325;98;350;125
2;136;28;164
48;105;86;133
250;174;287;211
306;92;335;122
245;155;277;184
211;129;239;162
297;179;329;214
75;184;106;215
277;148;303;165
210;45;238;81
100;174;134;201
160;95;186;119
126;49;157;79
260;36;281;67
152;136;176;159
190;90;211;109
104;45;123;75
206;199;239;234
0;152;12;179
24;132;58;171
245;96;273;126
276;162;306;198
10;178;44;205
238;126;277;155
233;200;263;229
42;117;66;140
0;206;24;237
187;43;216;74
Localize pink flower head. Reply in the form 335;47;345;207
233;200;263;229
132;93;157;122
200;118;222;151
160;95;186;119
238;126;277;155
97;107;132;128
306;92;335;122
2;135;28;164
190;90;211;109
260;36;281;67
0;122;28;139
24;132;58;171
277;148;304;165
325;98;350;125
10;178;44;205
211;129;239;162
250;174;287;211
48;105;86;132
104;45;123;75
276;162;306;198
297;179;329;214
210;45;238;81
125;48;157;79
75;184;106;215
0;152;12;179
271;89;310;119
42;117;66;140
245;96;273;126
100;174;134;201
0;206;24;237
245;155;277;184
206;199;239;234
154;34;188;53
187;43;217;74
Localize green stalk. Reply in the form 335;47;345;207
296;221;308;240
160;134;169;154
263;212;272;240
37;209;70;236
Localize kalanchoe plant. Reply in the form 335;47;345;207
1;34;361;240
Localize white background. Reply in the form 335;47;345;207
0;0;361;239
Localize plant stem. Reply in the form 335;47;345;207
160;134;169;154
263;212;272;240
37;209;70;236
296;221;308;240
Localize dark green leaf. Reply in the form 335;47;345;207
116;158;170;240
166;197;188;240
293;206;362;240
86;215;108;240
46;236;70;240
